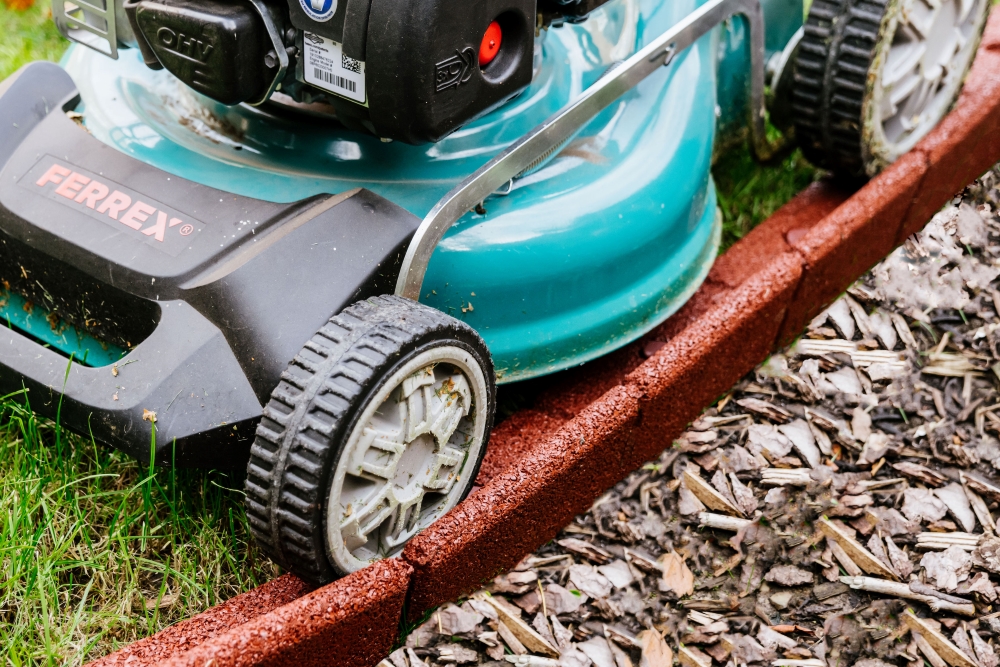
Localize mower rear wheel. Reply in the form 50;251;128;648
244;295;495;584
792;0;989;177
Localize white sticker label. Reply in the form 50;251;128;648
303;32;366;104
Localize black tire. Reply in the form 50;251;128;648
792;0;893;177
244;295;495;584
792;0;988;178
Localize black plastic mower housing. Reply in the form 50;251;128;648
0;62;421;467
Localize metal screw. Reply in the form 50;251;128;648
264;51;278;68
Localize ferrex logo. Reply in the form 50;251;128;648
21;157;203;257
155;27;215;63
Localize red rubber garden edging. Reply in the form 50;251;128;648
87;10;1000;666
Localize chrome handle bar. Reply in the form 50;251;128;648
395;0;770;300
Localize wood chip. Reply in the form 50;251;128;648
916;532;982;551
892;461;948;487
606;625;641;649
964;484;996;533
687;610;724;626
843;295;871;336
761;469;812;487
678;645;712;667
903;610;978;667
496;619;527;655
819;517;899;580
914;632;950;667
683;470;743;516
839;576;975;616
962;472;1000;502
557;538;612;565
892;312;918;349
828;539;863;576
477;594;560;657
793;339;907;372
735;398;793;423
698;512;752;532
624;548;663;574
922;353;985;378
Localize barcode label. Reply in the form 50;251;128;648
302;32;366;104
314;68;356;93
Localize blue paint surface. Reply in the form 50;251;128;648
53;0;799;382
0;290;126;368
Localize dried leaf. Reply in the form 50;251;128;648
920;546;972;591
728;473;758;515
970;627;998;667
885;536;914;578
934;483;977;533
568;564;612;599
902;488;948;523
578;637;616;667
437;603;484;634
637;630;673;667
658;552;694;597
778;419;821;468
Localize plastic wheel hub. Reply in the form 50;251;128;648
873;0;987;156
327;346;489;571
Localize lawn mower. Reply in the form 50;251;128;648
0;0;988;583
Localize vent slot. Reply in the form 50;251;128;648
0;232;159;368
53;0;120;58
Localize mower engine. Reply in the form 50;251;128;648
53;0;609;143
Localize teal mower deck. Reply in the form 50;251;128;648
0;0;987;582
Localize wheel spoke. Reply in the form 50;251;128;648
424;445;465;492
340;483;396;551
888;68;923;109
904;0;940;39
402;366;436;442
429;374;472;445
384;491;424;547
346;425;406;480
883;29;925;88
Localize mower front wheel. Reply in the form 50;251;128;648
244;295;495;584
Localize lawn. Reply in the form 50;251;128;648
0;8;273;664
0;3;816;662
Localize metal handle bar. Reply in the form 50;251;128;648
395;0;770;300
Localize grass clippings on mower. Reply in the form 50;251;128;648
0;393;275;663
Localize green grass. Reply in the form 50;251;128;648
0;8;275;663
713;144;821;251
0;1;68;81
0;390;274;664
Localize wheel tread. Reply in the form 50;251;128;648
244;295;495;584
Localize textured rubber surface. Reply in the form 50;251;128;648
792;0;889;176
244;295;495;584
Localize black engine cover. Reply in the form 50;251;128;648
290;0;535;143
129;0;277;105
